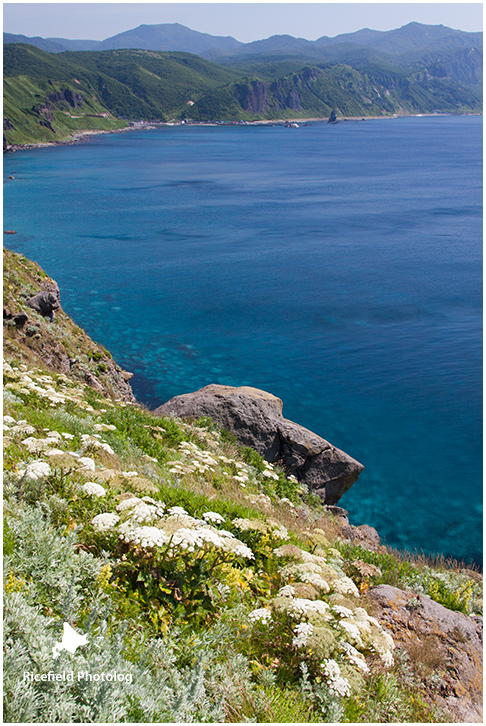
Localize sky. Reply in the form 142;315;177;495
3;2;483;42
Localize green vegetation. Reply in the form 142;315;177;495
3;250;482;722
3;40;482;147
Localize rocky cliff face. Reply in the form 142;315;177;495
32;89;85;132
370;584;483;723
236;80;269;113
153;383;364;504
3;249;135;402
234;67;326;115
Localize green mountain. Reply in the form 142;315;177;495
3;22;243;54
3;39;482;148
188;62;481;122
97;22;242;53
3;44;129;145
3;44;241;145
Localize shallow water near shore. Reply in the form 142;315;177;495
3;116;482;565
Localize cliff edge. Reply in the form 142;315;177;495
3;249;135;402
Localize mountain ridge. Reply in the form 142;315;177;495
4;21;481;59
3;27;482;148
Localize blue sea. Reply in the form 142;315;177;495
3;116;482;566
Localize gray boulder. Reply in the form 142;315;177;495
27;283;60;321
153;384;364;504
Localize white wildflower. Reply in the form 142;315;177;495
167;506;188;516
47;431;62;441
298;571;330;592
127;502;162;524
18;460;52;481
321;658;351;697
341;641;370;673
78;457;96;472
248;607;272;625
116;497;143;512
122;471;139;477
61;432;75;440
202;511;225;524
332;575;360;598
99;442;115;455
21;437;49;453
222;539;254;560
332;605;354;619
92;513;120;532
13;424;36;435
3;415;16;424
81;482;106;497
288;598;330;619
45;448;67;457
119;524;170;549
277;584;295;598
141;496;159;505
292;622;314;648
339;620;364;648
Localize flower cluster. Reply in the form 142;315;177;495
202;511;225;524
4;363;88;408
248;607;272;625
81;481;106;497
292;622;314;647
261;462;279;481
92;513;120;532
321;659;351;697
340;641;370;674
17;460;52;481
80;433;115;455
232;517;289;541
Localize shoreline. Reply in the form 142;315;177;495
4;111;480;153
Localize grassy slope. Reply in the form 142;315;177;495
3;44;128;144
3;250;482;722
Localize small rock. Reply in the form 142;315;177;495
13;312;29;329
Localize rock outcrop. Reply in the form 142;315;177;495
153;384;364;504
27;284;61;321
369;584;483;723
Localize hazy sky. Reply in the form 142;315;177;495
3;3;483;42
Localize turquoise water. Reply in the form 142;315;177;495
3;116;482;565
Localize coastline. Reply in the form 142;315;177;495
4;111;476;153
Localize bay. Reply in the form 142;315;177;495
3;115;482;565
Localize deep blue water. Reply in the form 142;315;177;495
3;116;482;565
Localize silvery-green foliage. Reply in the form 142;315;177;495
299;662;344;722
3;389;22;404
4;589;225;723
4;591;79;723
6;501;103;619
